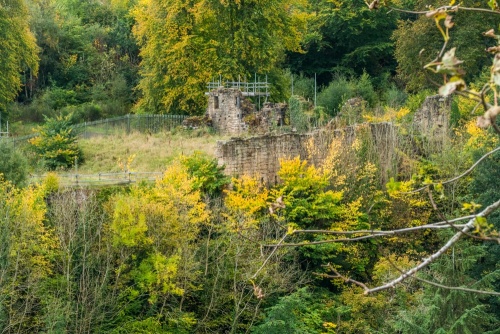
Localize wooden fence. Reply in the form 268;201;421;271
29;171;164;187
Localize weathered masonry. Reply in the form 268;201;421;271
205;80;275;135
206;88;250;135
216;122;398;185
216;95;451;184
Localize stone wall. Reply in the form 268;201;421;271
217;123;396;185
217;133;310;184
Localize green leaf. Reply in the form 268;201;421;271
488;0;498;10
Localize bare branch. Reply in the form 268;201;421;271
387;257;500;296
266;233;391;247
471;100;483;115
426;187;493;242
454;89;482;104
480;84;492;112
492;122;500;135
366;198;500;294
319;264;370;293
386;5;500;16
262;215;474;248
250;233;288;280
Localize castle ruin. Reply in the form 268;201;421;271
205;80;286;135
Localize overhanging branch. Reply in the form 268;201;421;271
366;198;500;294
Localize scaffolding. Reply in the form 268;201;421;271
206;75;270;97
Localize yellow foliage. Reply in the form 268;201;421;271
110;160;210;299
1;182;58;281
279;156;330;188
363;106;410;123
224;175;269;231
117;154;137;172
111;193;152;247
463;118;498;150
41;172;60;193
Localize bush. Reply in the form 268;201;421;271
383;84;408;109
29;115;83;170
317;76;356;116
0;140;29;187
289;95;311;132
292;74;315;100
61;103;103;123
317;73;383;116
405;89;434;113
355;71;378;107
180;151;229;197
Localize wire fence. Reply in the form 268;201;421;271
29;171;165;187
7;114;188;147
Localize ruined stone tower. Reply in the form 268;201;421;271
205;80;272;136
206;88;249;135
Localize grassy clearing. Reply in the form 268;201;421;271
77;129;225;174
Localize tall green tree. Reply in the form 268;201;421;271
132;0;307;114
393;0;500;92
21;0;139;118
286;0;399;86
0;0;39;111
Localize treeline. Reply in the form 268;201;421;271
2;0;499;125
1;116;499;332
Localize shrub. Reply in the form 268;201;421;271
0;140;29;187
405;89;434;113
317;76;356;116
383;84;408;109
29;115;83;170
355;71;378;107
61;103;103;123
292;74;315;100
289;95;311;132
180;151;229;197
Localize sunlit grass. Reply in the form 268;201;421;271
77;129;225;174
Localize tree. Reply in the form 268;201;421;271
132;0;307;114
392;0;500;92
390;238;500;333
286;0;399;86
0;0;38;111
0;140;29;187
0;180;58;332
20;0;139;119
29;115;83;170
109;161;209;332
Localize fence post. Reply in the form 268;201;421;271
127;114;131;134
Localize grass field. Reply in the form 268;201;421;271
77;129;225;174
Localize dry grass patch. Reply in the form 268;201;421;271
78;130;224;173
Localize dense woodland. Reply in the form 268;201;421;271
1;0;500;333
